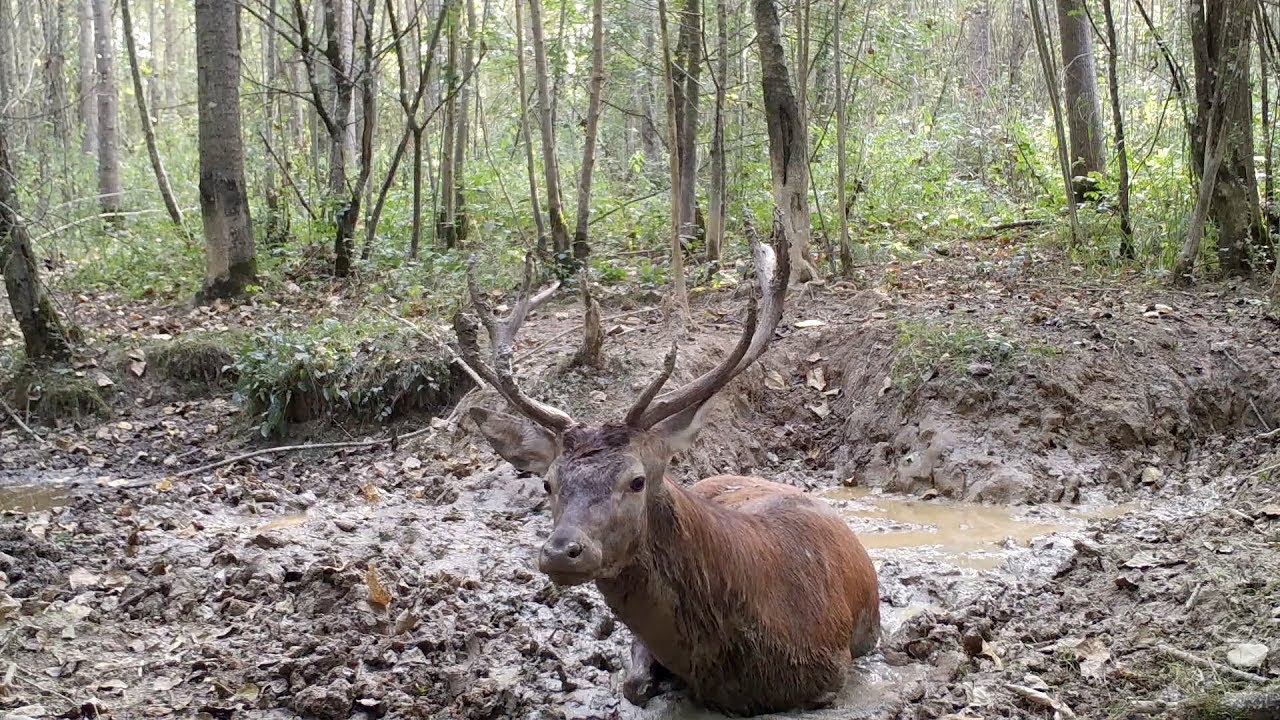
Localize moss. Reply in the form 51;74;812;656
146;335;238;386
8;367;110;422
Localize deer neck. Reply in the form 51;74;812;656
594;476;746;673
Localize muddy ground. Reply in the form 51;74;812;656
2;241;1279;719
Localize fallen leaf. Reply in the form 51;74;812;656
361;484;381;503
366;567;392;608
879;376;893;396
1005;683;1077;720
807;402;831;419
153;676;182;692
255;513;308;534
979;639;1004;670
764;370;787;391
806;367;827;392
234;683;261;702
68;567;100;590
154;476;176;492
793;319;827;329
1073;638;1110;679
806;352;824;363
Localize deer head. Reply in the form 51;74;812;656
457;215;790;586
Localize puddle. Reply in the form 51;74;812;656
0;484;71;513
823;487;1132;569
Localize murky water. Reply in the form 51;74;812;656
0;484;71;513
823;487;1132;569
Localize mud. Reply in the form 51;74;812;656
2;244;1279;719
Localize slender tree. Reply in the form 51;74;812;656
93;0;123;219
658;0;689;315
1055;0;1105;195
529;0;571;264
571;0;605;261
514;0;546;250
1100;0;1133;257
0;124;73;363
706;0;728;263
672;0;702;248
121;0;184;228
41;0;71;147
77;0;98;155
752;0;819;282
194;0;257;299
1029;0;1083;247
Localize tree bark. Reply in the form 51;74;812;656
121;0;184;228
1185;0;1268;277
514;0;546;250
706;0;728;263
673;0;701;249
571;0;604;261
1055;0;1106;194
835;0;852;273
0;124;74;363
195;0;257;300
77;0;98;155
436;7;458;248
42;0;71;147
0;0;12;113
450;0;476;249
92;0;123;219
262;0;286;242
529;0;570;264
1030;0;1083;247
658;0;689;316
1100;0;1133;257
162;0;176;110
751;0;819;282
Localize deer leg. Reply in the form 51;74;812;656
622;639;681;707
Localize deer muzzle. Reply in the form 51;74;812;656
539;527;603;585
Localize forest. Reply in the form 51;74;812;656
1;0;1280;717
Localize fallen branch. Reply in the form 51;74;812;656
1132;690;1280;720
1005;683;1078;719
0;398;45;447
1157;644;1270;684
979;219;1046;238
514;305;659;364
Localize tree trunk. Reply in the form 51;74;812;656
195;0;257;300
751;0;818;282
77;0;98;155
450;0;475;249
145;0;159;109
41;0;71;147
121;0;184;228
0;124;73;363
835;0;852;273
673;0;701;250
1186;0;1268;277
262;0;286;242
514;0;546;250
162;0;176;110
1056;0;1106;195
658;0;689;315
436;8;458;248
1100;0;1133;257
706;0;727;263
966;3;993;96
1030;0;1084;247
0;0;12;113
93;0;122;219
571;0;604;261
529;0;570;264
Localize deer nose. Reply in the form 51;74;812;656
539;528;601;581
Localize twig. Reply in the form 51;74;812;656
1183;582;1203;612
112;427;437;488
514;306;660;364
374;307;486;386
1156;644;1270;683
0;398;46;447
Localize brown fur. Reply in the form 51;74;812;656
470;412;880;716
598;472;880;715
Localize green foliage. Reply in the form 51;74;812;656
890;319;1061;390
232;316;465;437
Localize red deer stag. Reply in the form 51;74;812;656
454;219;880;716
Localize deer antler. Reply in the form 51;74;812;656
454;252;575;432
626;208;791;429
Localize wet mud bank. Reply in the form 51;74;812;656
3;248;1279;719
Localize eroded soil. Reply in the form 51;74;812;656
2;242;1279;719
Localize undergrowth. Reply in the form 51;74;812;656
232;316;468;437
891;319;1061;390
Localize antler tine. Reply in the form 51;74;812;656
624;303;680;426
460;253;574;432
630;210;790;429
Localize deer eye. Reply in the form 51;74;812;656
542;480;551;494
628;475;646;493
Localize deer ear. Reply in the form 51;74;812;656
469;407;560;475
652;399;715;454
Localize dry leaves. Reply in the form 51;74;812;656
366;567;392;608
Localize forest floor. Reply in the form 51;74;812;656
2;235;1280;720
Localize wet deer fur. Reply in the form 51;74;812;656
456;216;880;716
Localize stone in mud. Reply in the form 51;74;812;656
290;678;355;720
1226;643;1269;669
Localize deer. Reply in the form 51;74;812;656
453;217;880;716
